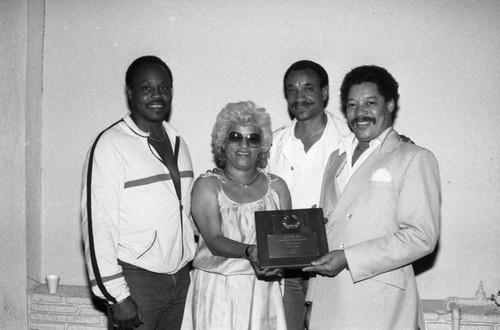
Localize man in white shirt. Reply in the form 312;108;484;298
267;60;350;330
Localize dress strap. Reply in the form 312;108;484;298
258;168;272;188
200;168;226;190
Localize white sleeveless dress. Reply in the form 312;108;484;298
181;171;286;330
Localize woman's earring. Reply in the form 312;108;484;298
256;152;263;166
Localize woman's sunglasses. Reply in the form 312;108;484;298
226;131;261;148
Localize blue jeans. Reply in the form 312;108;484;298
108;260;191;330
283;270;309;330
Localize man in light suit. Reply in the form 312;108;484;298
303;65;440;329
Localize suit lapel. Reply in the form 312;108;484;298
322;152;346;231
325;154;345;202
328;130;400;226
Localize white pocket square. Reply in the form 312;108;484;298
371;168;392;182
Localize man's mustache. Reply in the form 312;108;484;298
291;101;314;108
350;116;376;126
147;101;167;107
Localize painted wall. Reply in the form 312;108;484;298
26;0;44;295
37;0;500;300
0;0;29;328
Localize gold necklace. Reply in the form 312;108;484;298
149;129;167;142
223;169;260;189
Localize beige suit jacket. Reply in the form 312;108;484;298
309;129;440;330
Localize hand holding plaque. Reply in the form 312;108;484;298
254;208;329;269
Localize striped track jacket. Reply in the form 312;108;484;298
81;114;196;304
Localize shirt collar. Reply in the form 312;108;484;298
338;127;393;155
286;110;332;141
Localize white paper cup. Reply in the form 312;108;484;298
46;274;60;294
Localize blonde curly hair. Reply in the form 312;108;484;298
211;101;272;168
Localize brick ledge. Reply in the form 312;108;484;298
29;285;500;330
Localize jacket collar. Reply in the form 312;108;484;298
123;113;180;138
378;128;399;153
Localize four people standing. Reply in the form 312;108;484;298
82;56;440;329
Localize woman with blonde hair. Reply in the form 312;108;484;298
182;101;291;329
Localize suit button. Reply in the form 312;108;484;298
347;213;352;219
323;217;328;224
340;243;346;249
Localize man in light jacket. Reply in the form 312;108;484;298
304;65;440;329
81;56;196;330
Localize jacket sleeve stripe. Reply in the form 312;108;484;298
89;272;124;287
124;171;194;189
85;119;123;304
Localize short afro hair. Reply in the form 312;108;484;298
125;55;173;87
340;65;399;119
283;60;329;107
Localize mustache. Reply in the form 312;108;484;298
350;116;376;126
291;101;314;108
